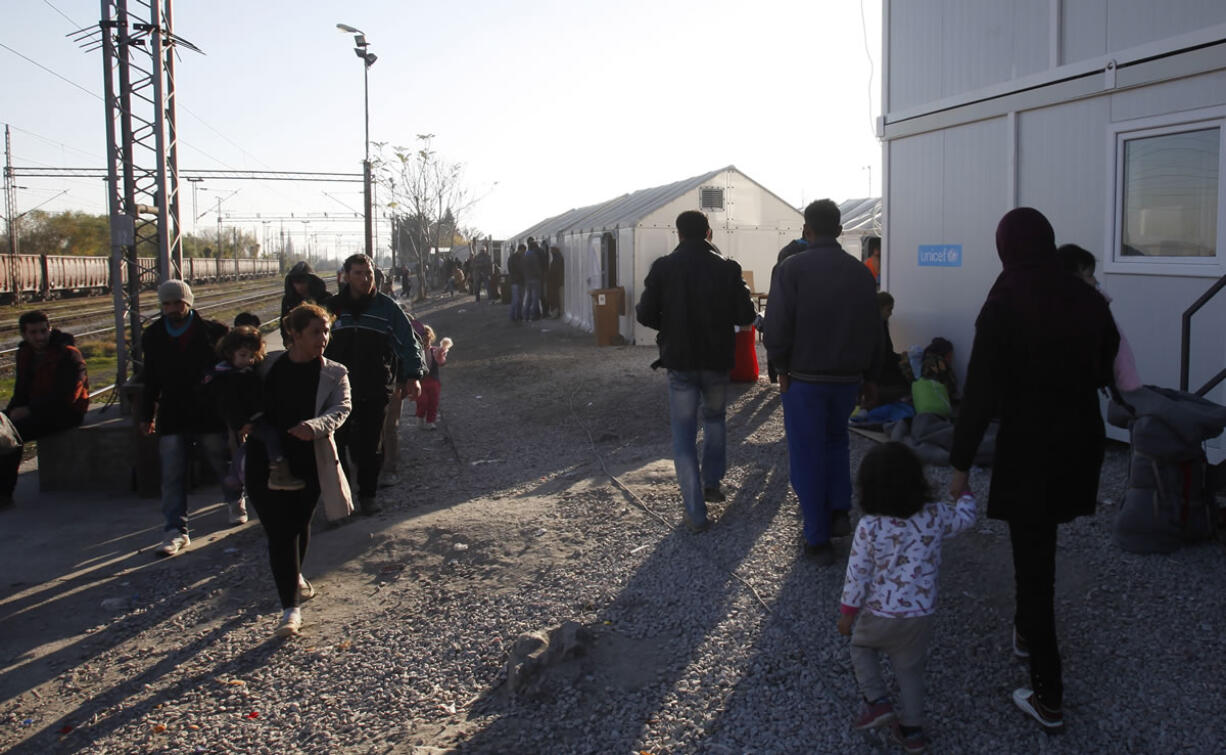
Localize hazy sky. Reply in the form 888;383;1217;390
2;0;883;258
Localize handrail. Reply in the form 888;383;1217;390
1180;272;1226;393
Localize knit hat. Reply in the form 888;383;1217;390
157;279;194;306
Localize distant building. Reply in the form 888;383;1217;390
507;166;802;345
881;2;1226;458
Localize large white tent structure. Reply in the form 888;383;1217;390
507;166;803;345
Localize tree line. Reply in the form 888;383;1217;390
1;209;261;258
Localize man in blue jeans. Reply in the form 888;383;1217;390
140;280;239;558
764;199;882;564
636;210;757;531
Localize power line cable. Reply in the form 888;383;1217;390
0;41;102;102
42;0;83;28
5;122;103;160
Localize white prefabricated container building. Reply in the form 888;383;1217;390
880;1;1226;459
507;166;803;345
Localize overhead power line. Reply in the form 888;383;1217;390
0;41;102;101
9;167;363;182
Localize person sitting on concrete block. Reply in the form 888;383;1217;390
0;310;90;508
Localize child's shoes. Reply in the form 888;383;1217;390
852;697;896;730
268;458;306;491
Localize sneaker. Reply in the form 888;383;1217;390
298;575;315;602
359;496;382;515
423;422;437;430
228;499;248;525
703;485;726;503
1013;627;1030;659
890;722;928;753
831;510;852;537
276;607;302;638
377;472;401;489
1012;688;1064;732
156;532;190;558
852;697;896;730
268;459;306;492
804;541;836;566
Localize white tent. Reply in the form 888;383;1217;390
507;166;803;345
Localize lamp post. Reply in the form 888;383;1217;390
337;23;377;260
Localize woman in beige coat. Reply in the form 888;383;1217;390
249;303;353;637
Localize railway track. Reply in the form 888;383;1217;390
0;285;285;364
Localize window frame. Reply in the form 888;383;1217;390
1105;106;1226;278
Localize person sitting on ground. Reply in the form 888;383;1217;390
921;337;958;401
1056;243;1141;394
871;291;911;407
839;442;977;752
202;326;303;503
281;261;329;341
0;311;89;508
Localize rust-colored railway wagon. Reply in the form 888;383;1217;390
1;254;279;303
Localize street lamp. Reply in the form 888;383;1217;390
337;23;377;260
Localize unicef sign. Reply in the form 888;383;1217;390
918;244;962;267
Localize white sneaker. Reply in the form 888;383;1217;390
297;575;315;601
276;607;302;637
377;472;400;488
228;499;248;525
424;422;437;430
156;532;190;558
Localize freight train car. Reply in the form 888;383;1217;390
0;254;280;303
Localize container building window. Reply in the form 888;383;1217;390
700;187;725;211
1120;128;1218;259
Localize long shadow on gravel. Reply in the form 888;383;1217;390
455;448;792;752
9;612;262;754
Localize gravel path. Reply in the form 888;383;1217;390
2;291;1224;754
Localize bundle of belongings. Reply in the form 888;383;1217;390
1108;386;1226;554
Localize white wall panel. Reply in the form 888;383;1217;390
1110;68;1226;122
1106;0;1226;52
1060;0;1109;64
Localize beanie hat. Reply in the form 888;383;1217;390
158;279;194;306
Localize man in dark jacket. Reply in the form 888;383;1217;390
636;210;756;531
507;244;526;322
326;253;425;515
140;280;235;557
472;247;493;303
0;311;90;507
546;246;565;318
522;238;547;321
764;199;882;564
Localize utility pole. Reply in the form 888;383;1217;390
3;125;19;299
216;195;223;260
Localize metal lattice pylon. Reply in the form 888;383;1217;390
81;0;198;392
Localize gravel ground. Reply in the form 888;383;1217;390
2;291;1224;754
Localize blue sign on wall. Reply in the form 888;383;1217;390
918;244;962;267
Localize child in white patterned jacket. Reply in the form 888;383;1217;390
837;442;977;753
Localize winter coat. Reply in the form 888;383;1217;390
763;238;882;382
259;352;353;521
950;208;1119;524
140;312;229;434
325;287;425;401
200;361;261;432
635;238;757;372
281;261;331;324
8;329;90;423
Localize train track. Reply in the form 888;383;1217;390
0;285;285;362
0;279;284;333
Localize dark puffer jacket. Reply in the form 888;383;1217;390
140;312;229;434
8;329;90;422
281;261;331;323
635;238;757;372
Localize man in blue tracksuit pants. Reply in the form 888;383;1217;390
764;199;882;565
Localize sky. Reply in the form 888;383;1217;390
2;0;883;261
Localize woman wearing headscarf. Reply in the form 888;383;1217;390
249;303;353;637
949;208;1119;732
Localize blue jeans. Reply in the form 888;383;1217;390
524;279;543;320
160;432;237;535
509;283;523;321
781;380;859;545
667;369;728;523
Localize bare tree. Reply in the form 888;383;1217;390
374;135;476;300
